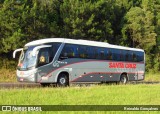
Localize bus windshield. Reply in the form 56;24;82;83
17;46;37;70
17;43;61;70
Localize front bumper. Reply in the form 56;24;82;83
16;69;37;83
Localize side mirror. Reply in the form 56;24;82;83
13;48;23;58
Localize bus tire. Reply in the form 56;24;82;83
119;74;128;84
57;73;69;87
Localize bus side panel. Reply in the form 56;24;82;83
38;58;145;83
50;59;122;83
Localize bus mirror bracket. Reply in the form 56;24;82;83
13;48;23;58
32;45;52;56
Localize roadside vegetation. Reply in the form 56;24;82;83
0;84;160;113
0;84;160;105
145;73;160;82
0;0;160;73
0;68;16;82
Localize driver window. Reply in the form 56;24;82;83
37;48;50;67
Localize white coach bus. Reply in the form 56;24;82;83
13;38;145;86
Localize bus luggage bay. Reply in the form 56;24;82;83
13;38;145;86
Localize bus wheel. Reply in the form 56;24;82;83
40;83;50;87
57;73;69;87
120;74;128;84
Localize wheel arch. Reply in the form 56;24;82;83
119;72;129;81
56;71;70;82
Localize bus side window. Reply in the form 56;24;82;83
98;48;105;60
125;51;129;61
106;49;112;60
60;47;67;59
67;47;75;58
93;47;98;59
73;45;79;58
86;46;92;59
87;46;96;59
79;45;87;58
132;52;137;62
59;44;69;60
59;44;78;60
119;50;124;61
140;52;144;62
112;49;119;61
52;43;61;57
137;51;144;62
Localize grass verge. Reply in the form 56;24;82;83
0;84;160;105
0;68;16;82
144;73;160;82
0;84;160;113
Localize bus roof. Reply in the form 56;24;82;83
25;38;144;52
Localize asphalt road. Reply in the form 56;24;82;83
0;81;160;89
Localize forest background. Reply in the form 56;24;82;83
0;0;160;73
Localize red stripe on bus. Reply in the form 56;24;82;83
70;72;144;82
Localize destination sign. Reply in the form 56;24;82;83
109;62;136;69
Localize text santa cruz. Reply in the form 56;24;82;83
109;62;136;69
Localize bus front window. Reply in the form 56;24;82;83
17;43;60;70
18;46;37;70
37;48;51;67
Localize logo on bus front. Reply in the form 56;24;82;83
20;71;24;75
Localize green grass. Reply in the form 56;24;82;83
144;73;160;82
0;68;159;113
0;85;160;113
0;68;16;82
0;84;159;105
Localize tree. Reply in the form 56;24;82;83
152;0;160;71
122;0;157;71
21;0;60;41
0;0;160;72
0;0;61;53
60;0;113;42
0;0;25;53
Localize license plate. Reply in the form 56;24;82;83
20;78;24;81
